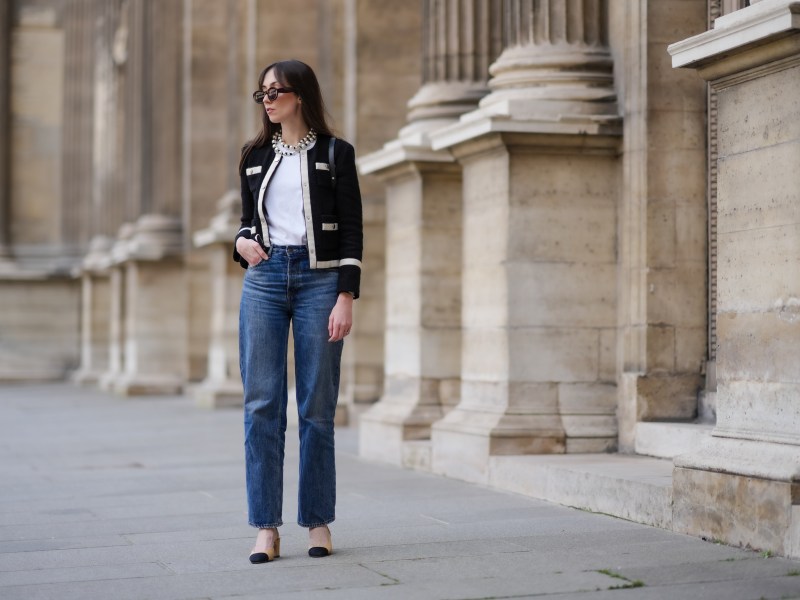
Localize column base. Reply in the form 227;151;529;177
71;368;104;385
431;406;566;484
111;374;184;396
191;379;243;409
673;436;800;558
358;376;454;466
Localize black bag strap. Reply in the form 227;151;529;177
328;137;337;190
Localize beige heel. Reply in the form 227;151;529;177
308;526;332;557
250;534;280;564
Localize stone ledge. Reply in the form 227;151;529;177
635;422;714;459
488;453;674;529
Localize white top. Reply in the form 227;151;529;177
265;141;315;246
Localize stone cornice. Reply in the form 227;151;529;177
669;0;800;77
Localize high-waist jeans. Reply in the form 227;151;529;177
239;245;341;528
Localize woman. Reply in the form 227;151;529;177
234;59;362;564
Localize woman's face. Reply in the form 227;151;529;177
260;68;302;125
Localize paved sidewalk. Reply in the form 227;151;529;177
1;384;799;600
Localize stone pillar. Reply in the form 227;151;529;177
669;0;800;559
429;0;621;483
112;215;186;395
192;191;243;408
99;224;133;391
358;0;502;468
61;0;96;252
616;0;708;453
73;236;113;384
0;0;11;261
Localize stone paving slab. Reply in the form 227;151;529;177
1;383;799;600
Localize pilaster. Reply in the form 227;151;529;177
358;0;500;467
109;215;187;396
72;236;113;384
429;0;621;484
192;192;243;408
669;0;800;558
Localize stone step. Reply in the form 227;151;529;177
489;453;674;529
634;422;715;459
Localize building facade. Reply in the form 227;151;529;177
1;0;798;558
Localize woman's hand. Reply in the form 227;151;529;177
236;237;269;266
328;292;353;342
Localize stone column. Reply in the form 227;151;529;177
104;0;187;395
99;224;134;391
192;192;243;408
357;1;502;468
669;0;800;559
0;0;11;262
429;0;621;483
73;236;113;384
61;0;96;252
113;215;186;395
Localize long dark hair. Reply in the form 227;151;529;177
239;59;334;174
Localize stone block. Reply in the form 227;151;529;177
419;327;461;379
673;466;799;557
634;422;713;459
716;63;800;158
717;312;800;384
461;266;509;328
431;416;494;484
646;324;676;373
647;0;708;44
635;373;701;421
461;328;510;382
646;264;708;328
508;327;600;383
420;272;461;328
674;326;707;374
675;201;707;263
459;380;558;413
558;382;617;415
489;453;674;529
716;380;800;445
717;224;800;314
647;147;706;206
508;202;617;264
717;141;800;235
647;108;706;152
598;328;617;382
0;279;79;380
647;198;676;269
506;262;616;328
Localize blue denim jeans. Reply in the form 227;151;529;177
239;245;342;528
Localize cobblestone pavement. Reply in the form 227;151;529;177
1;384;799;600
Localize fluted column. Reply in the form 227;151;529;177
358;1;502;467
0;0;11;261
404;0;503;129
429;0;620;483
61;0;96;252
108;0;187;395
480;0;616;120
92;0;126;239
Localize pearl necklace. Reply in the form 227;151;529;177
272;129;316;156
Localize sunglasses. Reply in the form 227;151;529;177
252;87;296;103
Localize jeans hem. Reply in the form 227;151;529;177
249;522;283;529
299;517;335;529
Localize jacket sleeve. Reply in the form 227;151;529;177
334;141;363;299
233;149;255;269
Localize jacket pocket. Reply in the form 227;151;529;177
318;215;339;250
